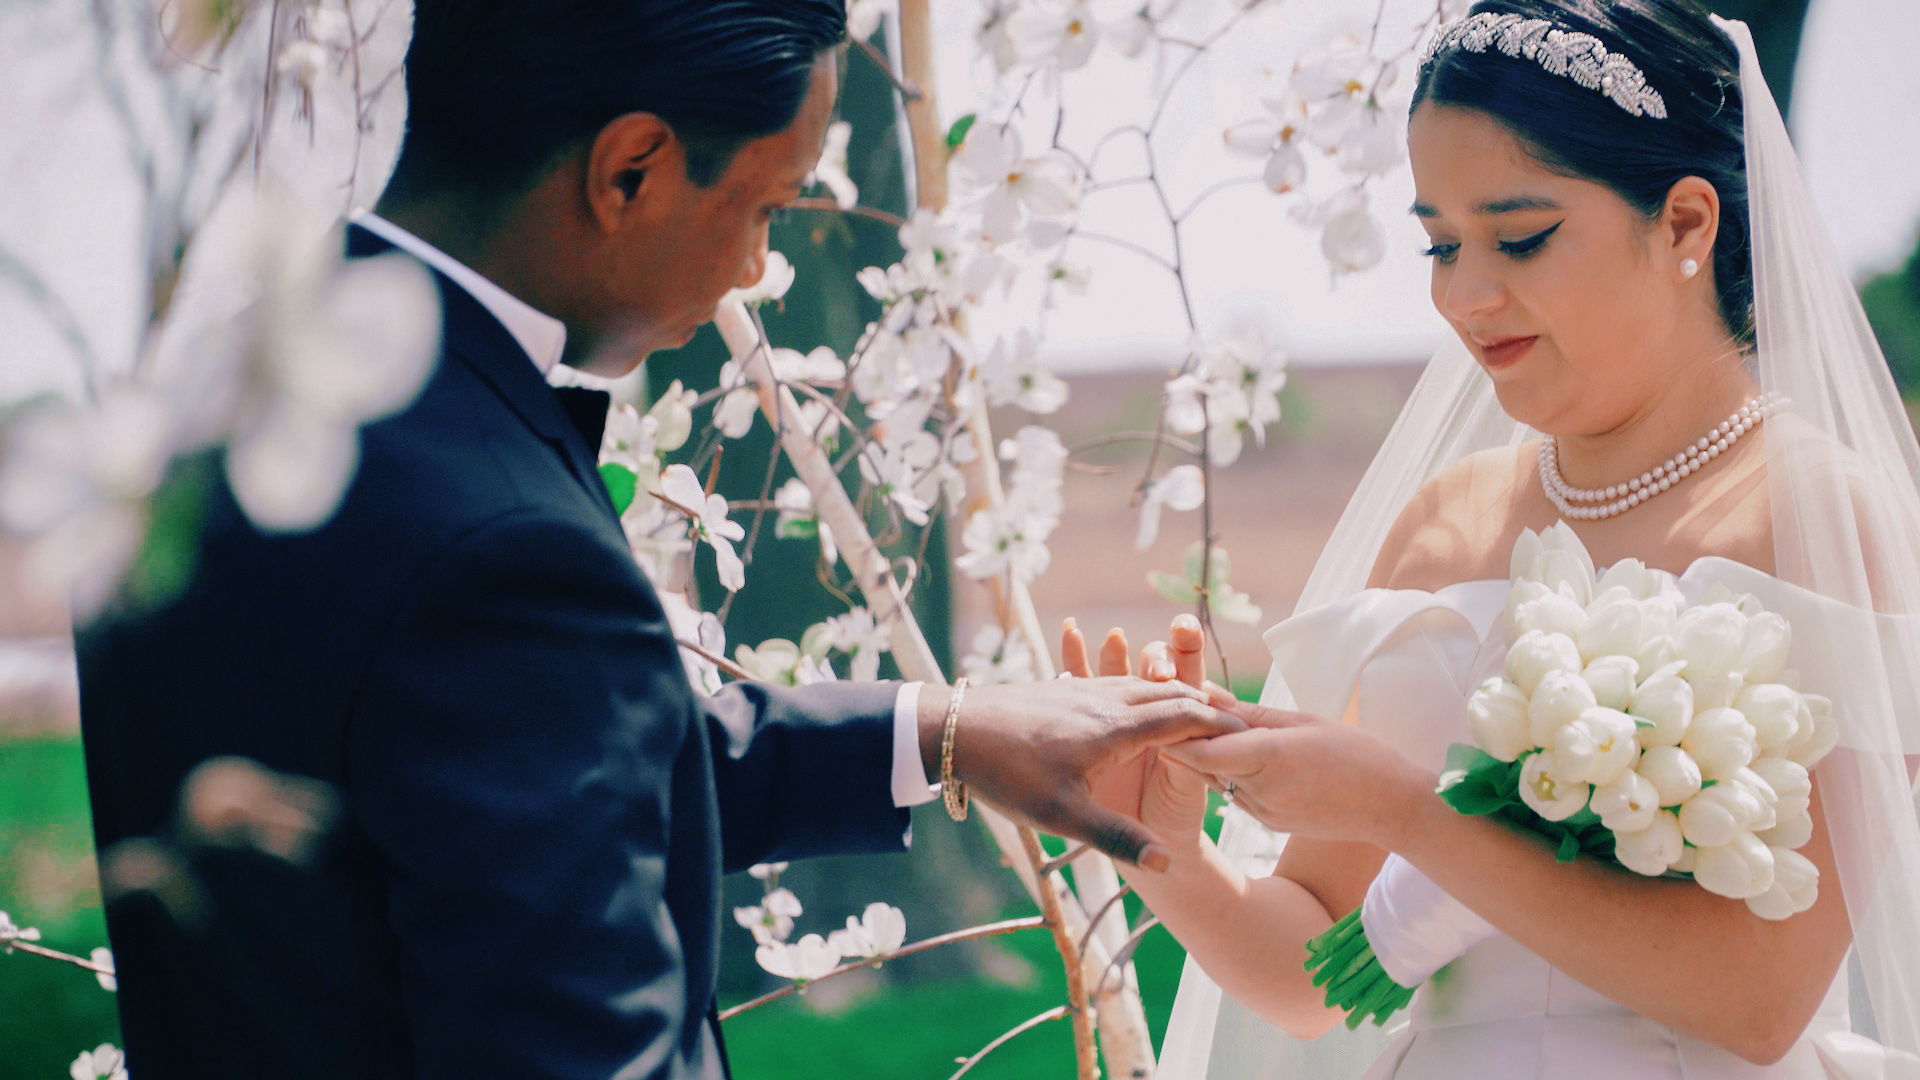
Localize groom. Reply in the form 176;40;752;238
74;3;1239;1079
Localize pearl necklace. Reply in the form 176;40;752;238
1539;393;1787;521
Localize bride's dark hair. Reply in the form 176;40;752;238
1412;0;1752;343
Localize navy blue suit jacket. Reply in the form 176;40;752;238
76;225;909;1079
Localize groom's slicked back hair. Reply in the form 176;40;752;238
385;0;847;207
1413;0;1755;345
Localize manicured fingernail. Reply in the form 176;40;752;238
1152;662;1175;679
1064;617;1078;631
1137;844;1172;873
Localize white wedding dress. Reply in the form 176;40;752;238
1203;556;1907;1080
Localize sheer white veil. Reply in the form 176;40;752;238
1158;14;1920;1079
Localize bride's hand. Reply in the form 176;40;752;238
1063;615;1215;854
1164;692;1437;849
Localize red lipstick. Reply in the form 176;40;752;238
1476;335;1538;370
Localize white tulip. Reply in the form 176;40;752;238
1671;844;1696;873
1679;781;1759;848
1509;526;1546;582
1636;745;1703;807
1536;522;1597;604
1689;672;1747;712
1692;831;1775;900
1553;707;1640;786
1528;669;1598;748
1758;808;1815;850
1786;694;1838;768
1595;558;1680;602
1503;578;1550;640
1683;707;1757;780
1589;767;1661;833
1507;629;1583;697
1676;604;1748;681
1628;662;1693;748
1736;683;1803;752
1581;655;1640;711
1519;752;1592;822
1728;766;1780;833
1514;587;1589;641
1749;757;1812;821
1745;846;1819;920
1739;612;1793;684
1633;634;1680;679
1613;809;1684;877
1579;588;1669;664
1466;677;1534;762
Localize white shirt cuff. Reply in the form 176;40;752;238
892;682;938;808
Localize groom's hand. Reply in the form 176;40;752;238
919;675;1245;872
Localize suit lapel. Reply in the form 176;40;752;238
347;223;620;524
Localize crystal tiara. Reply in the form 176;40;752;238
1420;11;1668;119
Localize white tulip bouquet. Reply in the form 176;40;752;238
1306;524;1839;1028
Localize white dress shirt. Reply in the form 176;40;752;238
350;211;935;810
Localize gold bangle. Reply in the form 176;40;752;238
940;677;970;822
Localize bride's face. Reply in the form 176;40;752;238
1407;103;1697;433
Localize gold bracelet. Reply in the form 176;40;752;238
940;677;970;822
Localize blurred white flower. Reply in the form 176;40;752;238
794;654;839;686
1134;464;1204;550
1048;259;1092;295
961;624;1037;686
1162;324;1288;467
956;502;1053;584
1007;0;1101;70
276;40;333;93
1105;8;1155;58
774;478;837;566
748;862;789;881
757;933;841;982
808;121;859;211
984;330;1069;414
735;639;803;685
69;1044;127;1080
1746;846;1819;920
1692;831;1774;901
721;250;795;310
1675;603;1748;682
1291;39;1403;178
91;947;116;992
0;911;41;942
848;0;895;41
1223;85;1310;194
224;211;440;535
976;0;1022;73
734;886;803;945
829;902;908;960
859;430;939;527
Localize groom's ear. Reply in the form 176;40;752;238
583;113;677;234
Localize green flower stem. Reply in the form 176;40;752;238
1302;907;1419;1030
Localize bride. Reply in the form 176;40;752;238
1066;1;1920;1077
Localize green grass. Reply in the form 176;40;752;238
0;738;122;1079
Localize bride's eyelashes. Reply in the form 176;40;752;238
1421;221;1565;265
1496;220;1563;260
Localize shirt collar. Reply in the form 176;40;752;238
349;210;569;377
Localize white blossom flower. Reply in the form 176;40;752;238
961;624;1037;686
1613;809;1684;877
735;886;803;945
1134;465;1204;551
794;654;839;686
984;330;1069;414
976;0;1022;73
757;932;841;981
1627;661;1694;747
808;121;859;210
721;250;796;310
1105;8;1155;58
1746;846;1819;920
1581;655;1640;712
956;502;1054;584
1682;706;1758;781
1526;668;1597;749
1518;751;1590;822
748;862;789;881
828;902;908;960
1315;190;1388;272
848;0;895;41
1504;629;1582;697
1162;324;1288;466
1466;677;1532;762
1636;745;1703;807
659;465;746;591
859;430;940;527
774;478;837;565
0;911;41;943
1291;39;1403;178
1048;259;1092;295
1223;85;1310;194
1552;706;1639;786
824;607;892;682
90;947;116;992
735;639;803;685
1588;767;1660;833
1692;830;1774;901
1007;0;1101;70
69;1044;128;1080
951;124;1078;247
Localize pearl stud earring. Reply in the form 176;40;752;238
1681;258;1700;279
